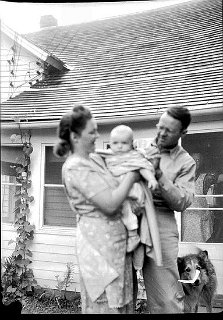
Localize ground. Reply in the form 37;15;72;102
21;294;82;314
20;296;223;314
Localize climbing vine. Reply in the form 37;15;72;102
1;123;37;305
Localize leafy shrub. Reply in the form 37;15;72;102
1;130;37;306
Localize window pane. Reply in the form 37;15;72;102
43;186;76;227
1;146;23;223
45;146;64;184
181;132;223;243
44;146;77;227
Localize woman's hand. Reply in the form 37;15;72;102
90;170;140;216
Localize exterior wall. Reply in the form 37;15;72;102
1;117;223;294
0;31;44;102
1;127;79;291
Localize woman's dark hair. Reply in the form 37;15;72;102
166;106;191;130
54;104;92;157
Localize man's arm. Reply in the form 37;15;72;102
156;158;196;212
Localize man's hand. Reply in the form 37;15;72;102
155;168;163;180
144;145;161;170
151;156;161;170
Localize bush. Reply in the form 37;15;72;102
1;255;36;306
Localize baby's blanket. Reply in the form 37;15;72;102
97;149;163;268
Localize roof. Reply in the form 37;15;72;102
1;0;223;128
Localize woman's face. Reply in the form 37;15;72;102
75;118;99;156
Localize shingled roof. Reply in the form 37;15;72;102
1;0;223;127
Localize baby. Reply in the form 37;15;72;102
105;125;158;252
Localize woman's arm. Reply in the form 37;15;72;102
90;171;139;216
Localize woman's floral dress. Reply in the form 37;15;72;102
62;153;133;314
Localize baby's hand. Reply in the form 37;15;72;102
148;179;159;191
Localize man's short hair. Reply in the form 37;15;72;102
166;106;191;130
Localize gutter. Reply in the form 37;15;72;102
1;106;223;130
1;113;161;129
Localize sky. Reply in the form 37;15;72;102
0;0;193;34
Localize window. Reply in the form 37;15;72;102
1;146;23;223
43;146;76;227
181;132;223;243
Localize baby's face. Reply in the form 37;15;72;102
110;131;133;153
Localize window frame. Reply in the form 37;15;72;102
1;143;23;225
39;143;76;234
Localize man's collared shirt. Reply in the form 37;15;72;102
145;141;196;212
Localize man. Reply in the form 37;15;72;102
141;106;196;313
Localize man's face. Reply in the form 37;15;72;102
156;112;185;149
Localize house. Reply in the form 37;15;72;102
1;0;223;300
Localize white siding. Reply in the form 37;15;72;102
1;226;79;292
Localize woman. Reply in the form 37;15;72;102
54;105;139;314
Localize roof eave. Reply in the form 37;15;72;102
1;22;70;71
1;106;223;130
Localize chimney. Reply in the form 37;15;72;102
40;15;58;29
